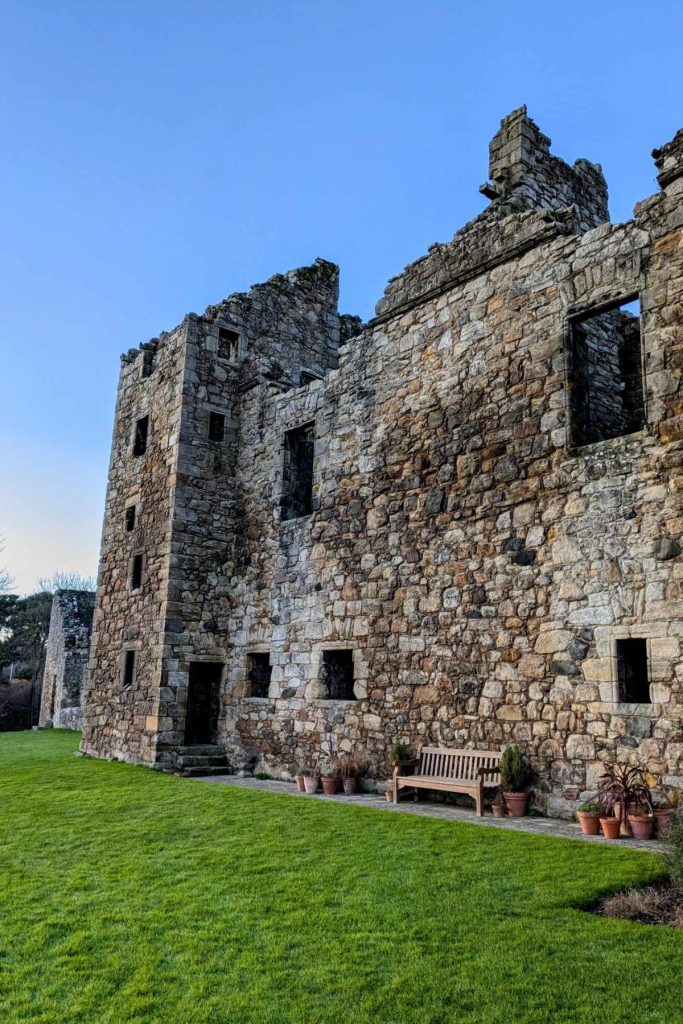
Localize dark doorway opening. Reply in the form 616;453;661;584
320;649;355;700
616;638;650;703
184;662;223;744
246;652;272;698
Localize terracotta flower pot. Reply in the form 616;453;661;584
294;774;306;793
321;776;339;795
492;804;506;818
503;792;528;817
600;816;621;839
303;775;320;794
628;814;655;840
577;811;602;836
342;776;358;794
654;809;673;837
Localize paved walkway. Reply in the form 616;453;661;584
197;774;664;853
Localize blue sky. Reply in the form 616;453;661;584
1;0;681;594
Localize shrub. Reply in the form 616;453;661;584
389;739;412;765
500;746;531;792
665;810;683;887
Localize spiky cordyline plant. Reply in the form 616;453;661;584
596;762;653;820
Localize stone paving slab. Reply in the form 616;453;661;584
197;775;664;854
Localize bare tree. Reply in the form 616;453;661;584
37;571;97;594
0;538;14;595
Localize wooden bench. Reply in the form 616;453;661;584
393;746;502;815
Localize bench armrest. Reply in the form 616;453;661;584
478;766;501;778
392;758;420;780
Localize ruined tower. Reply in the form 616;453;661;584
83;109;683;815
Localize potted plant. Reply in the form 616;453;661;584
577;800;603;836
389;739;415;773
500;745;531;816
492;789;506;818
652;793;676;837
320;760;341;795
301;766;319;794
599;813;621;840
294;765;307;793
596;761;653;839
338;754;367;794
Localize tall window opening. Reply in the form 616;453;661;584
616;638;650;703
140;348;155;378
281;422;315;521
246;652;272;698
320;649;355;700
123;650;136;688
125;505;136;532
131;553;143;590
218;327;240;361
133;415;149;456
569;297;645;447
208;411;226;442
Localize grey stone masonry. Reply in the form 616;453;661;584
83;108;683;819
40;590;95;729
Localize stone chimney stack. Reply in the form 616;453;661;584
483;105;551;198
653;128;683;189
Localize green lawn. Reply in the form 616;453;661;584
0;732;681;1024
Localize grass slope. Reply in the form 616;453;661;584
0;731;680;1024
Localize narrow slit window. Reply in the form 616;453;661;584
320;649;355;700
123;650;136;688
218;327;240;361
208;411;226;443
281;422;315;521
616;638;650;703
246;652;272;698
125;505;136;532
569;297;645;447
133;415;149;457
131;553;144;590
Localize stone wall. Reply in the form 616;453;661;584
83;109;683;816
39;590;95;729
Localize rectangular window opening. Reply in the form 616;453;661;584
246;652;272;698
125;505;136;532
123;650;136;688
281;422;315;521
133;415;149;457
569;297;645;447
616;638;650;703
208;411;226;443
218;327;240;361
320;649;355;700
300;370;319;386
131;553;143;590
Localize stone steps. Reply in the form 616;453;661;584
173;744;231;777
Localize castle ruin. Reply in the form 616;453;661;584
40;589;95;730
81;108;683;815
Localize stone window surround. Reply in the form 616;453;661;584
590;626;672;716
128;551;146;591
310;642;367;703
120;642;141;688
276;415;318;525
203;404;234;443
214;322;245;362
239;644;273;702
563;287;648;454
